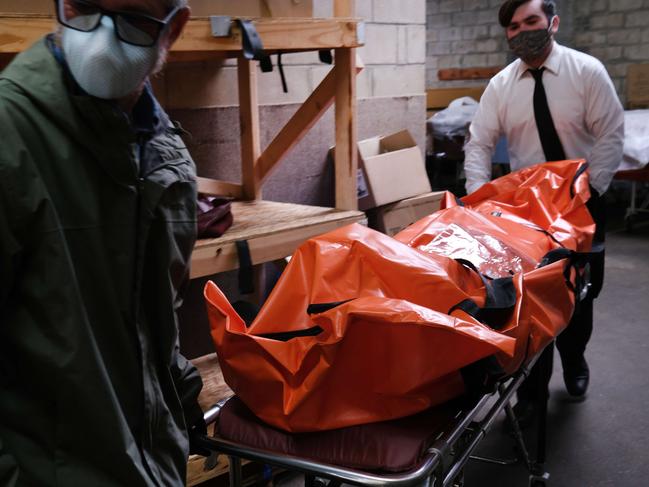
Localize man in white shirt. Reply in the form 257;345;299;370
464;0;624;422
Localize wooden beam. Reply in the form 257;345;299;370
186;453;230;487
256;69;337;184
255;61;364;185
196;177;244;199
0;16;364;57
334;0;355;17
627;63;649;109
175;17;363;53
190;201;364;278
238;58;261;200
0;15;55;54
437;67;503;81
334;48;357;210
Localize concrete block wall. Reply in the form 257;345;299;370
426;0;510;89
426;0;648;104
572;0;649;104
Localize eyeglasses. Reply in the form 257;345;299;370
56;0;180;47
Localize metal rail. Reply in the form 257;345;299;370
196;346;550;487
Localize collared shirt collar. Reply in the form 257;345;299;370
130;83;168;139
516;40;561;79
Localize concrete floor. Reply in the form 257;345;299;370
464;213;649;486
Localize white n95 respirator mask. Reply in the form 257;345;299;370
61;16;161;100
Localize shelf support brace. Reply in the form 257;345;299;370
238;58;262;200
334;47;357;210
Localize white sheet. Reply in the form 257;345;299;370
619;109;649;171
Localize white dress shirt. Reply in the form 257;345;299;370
464;42;624;195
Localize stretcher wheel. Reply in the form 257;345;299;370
529;471;550;487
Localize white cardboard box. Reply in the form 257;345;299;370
368;191;445;236
356;130;431;210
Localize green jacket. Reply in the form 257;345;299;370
0;39;203;486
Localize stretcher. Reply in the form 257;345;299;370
614;166;649;230
195;344;554;487
194;161;596;486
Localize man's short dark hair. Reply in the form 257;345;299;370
498;0;557;27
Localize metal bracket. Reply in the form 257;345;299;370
210;15;233;37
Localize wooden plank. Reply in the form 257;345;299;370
256;69;337;184
177;18;363;53
190;201;365;278
334;48;357;210
238;58;261;200
0;16;55;54
426;87;486;110
0;16;364;57
437;66;503;81
334;0;355;17
627;63;649;109
187;452;230;487
191;353;233;410
197;177;244;199
186;353;233;487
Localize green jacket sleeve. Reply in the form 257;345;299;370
0;173;20;486
0;177;20;309
170;345;207;455
0;440;19;487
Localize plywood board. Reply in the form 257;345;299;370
191;201;365;278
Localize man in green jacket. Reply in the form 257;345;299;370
0;1;206;485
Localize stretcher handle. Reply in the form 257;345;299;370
203;397;231;426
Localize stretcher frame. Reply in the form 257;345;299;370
195;344;553;487
614;167;649;231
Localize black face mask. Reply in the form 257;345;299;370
508;19;554;64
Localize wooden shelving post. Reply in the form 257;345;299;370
238;58;262;200
333;0;358;211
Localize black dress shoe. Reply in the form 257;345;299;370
563;356;589;397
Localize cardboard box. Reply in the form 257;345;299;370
189;0;313;17
357;130;431;210
368;191;446;237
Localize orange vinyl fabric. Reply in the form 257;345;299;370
204;160;594;432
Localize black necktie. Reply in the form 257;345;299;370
530;68;566;161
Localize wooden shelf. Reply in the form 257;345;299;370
187;353;232;487
191;200;365;279
0;15;364;60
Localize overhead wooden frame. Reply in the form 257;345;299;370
0;15;364;58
